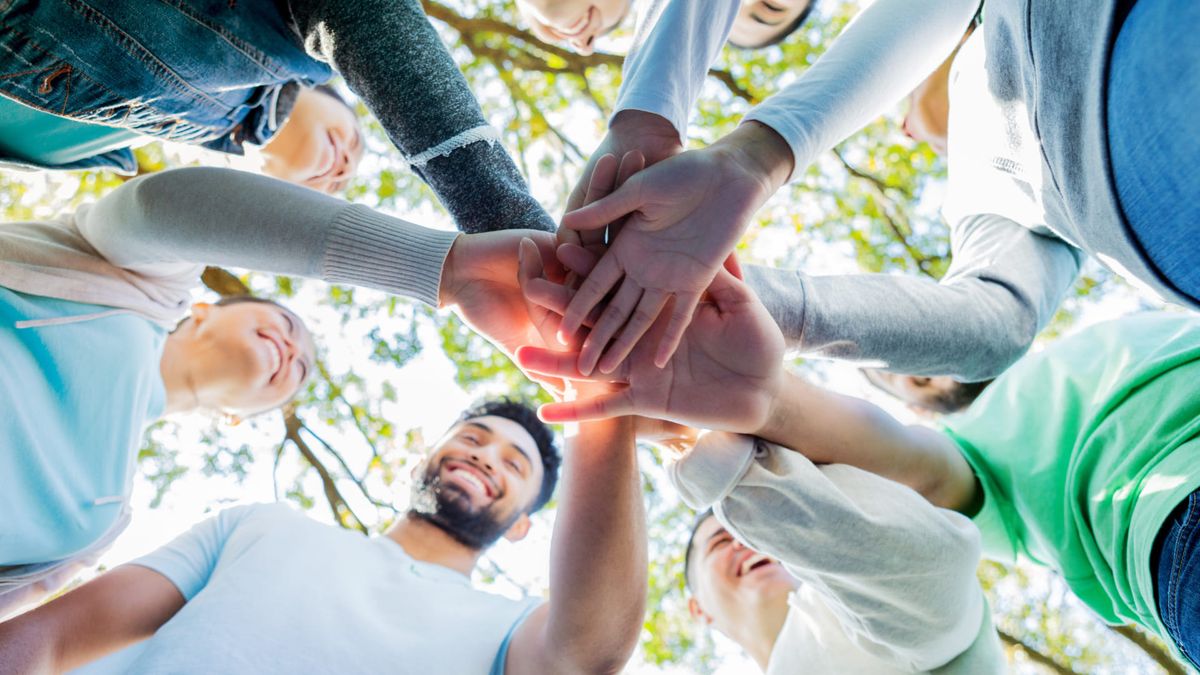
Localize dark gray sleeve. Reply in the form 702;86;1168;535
79;167;460;307
743;214;1083;381
285;0;554;233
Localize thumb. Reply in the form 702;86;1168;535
560;176;644;232
721;252;744;281
706;266;753;315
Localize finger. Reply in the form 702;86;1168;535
515;346;629;383
556;243;599;278
578;278;643;376
524;277;572;315
615;150;646;187
705;265;753;314
560;176;645;232
653;292;702;368
584;153;621;207
597;290;669;375
559;254;623;344
721;251;744;281
538;389;637;424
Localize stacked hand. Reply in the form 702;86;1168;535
519;243;787;435
557;121;794;376
438;228;568;395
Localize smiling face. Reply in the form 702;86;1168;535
259;87;364;195
729;0;814;49
686;516;797;639
408;415;546;550
516;0;630;55
165;300;315;416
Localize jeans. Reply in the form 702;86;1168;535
1107;0;1200;303
1151;490;1200;669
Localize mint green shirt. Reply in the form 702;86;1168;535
0;94;137;167
943;313;1200;649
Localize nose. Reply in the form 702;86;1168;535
468;452;494;473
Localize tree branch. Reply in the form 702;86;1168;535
1111;624;1186;675
998;629;1084;675
285;415;368;534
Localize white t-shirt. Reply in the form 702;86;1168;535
72;503;538;675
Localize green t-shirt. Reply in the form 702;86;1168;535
944;313;1200;648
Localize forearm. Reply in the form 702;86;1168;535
614;0;739;137
544;417;645;672
287;0;553;233
744;0;978;177
0;565;183;673
757;371;976;511
743;216;1080;381
0;613;57;674
83;167;458;307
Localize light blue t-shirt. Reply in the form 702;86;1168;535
0;288;165;566
77;504;539;675
0;94;139;167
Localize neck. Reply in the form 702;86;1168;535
159;335;199;415
385;514;482;576
733;593;791;671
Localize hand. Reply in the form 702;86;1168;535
439;229;567;395
516;259;787;434
561;111;684;255
557;122;794;376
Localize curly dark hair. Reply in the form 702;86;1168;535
457;398;560;513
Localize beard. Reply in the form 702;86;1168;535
407;458;520;551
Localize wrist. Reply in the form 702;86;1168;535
753;370;798;443
713;121;795;195
610;110;684;156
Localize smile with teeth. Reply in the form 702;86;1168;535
262;334;284;382
738;554;774;578
446;463;495;499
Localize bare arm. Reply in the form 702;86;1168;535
505;417;646;674
0;565;184;673
755;370;979;513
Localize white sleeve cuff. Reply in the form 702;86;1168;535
667;431;759;509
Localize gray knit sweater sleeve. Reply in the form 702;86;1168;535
80;168;460;307
744;214;1083;381
285;0;554;234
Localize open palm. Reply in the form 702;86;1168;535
518;264;786;434
559;144;776;376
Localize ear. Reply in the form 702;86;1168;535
687;597;712;625
190;302;213;326
503;513;532;543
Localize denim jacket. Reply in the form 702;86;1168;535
0;0;331;173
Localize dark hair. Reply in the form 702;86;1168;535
312;83;354;112
922;379;993;414
861;370;994;415
683;509;716;593
729;0;818;50
458;398;560;513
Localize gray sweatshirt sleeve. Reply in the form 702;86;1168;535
284;0;554;234
669;432;998;672
743;213;1083;381
78;167;460;307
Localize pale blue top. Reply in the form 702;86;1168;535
0;288;165;566
72;503;538;675
0;94;138;167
